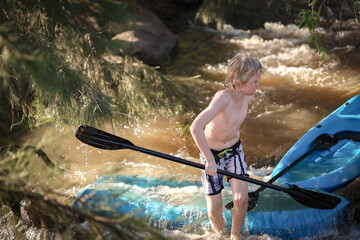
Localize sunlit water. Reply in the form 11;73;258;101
5;22;360;239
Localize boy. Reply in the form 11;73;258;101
190;53;263;240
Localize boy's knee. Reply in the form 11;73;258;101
233;193;248;209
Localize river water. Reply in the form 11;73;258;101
4;22;360;239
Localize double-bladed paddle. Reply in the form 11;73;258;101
75;125;342;210
226;133;338;211
224;130;360;211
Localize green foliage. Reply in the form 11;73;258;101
299;0;360;58
352;0;359;24
0;0;119;131
299;1;326;58
0;0;195;138
195;0;231;29
0;145;168;239
112;56;197;120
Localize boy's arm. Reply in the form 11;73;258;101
190;91;229;176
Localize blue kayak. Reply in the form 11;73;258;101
73;175;349;239
272;94;360;192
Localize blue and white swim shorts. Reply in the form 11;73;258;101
200;139;248;195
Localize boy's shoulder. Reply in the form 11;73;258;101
214;89;254;105
208;90;235;110
214;89;231;98
212;89;231;103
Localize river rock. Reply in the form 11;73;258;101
112;3;178;66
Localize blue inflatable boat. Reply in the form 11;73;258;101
272;94;360;192
73;175;349;239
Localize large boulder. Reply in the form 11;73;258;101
112;4;178;66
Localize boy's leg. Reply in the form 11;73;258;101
229;178;248;239
205;193;225;232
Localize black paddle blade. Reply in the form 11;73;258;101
247;191;260;211
224;201;234;210
75;125;134;150
287;185;342;210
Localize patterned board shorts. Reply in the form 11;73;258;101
200;139;248;195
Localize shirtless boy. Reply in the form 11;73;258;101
190;53;263;240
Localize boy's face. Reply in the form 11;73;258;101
238;71;261;95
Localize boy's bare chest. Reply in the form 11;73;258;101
221;102;248;127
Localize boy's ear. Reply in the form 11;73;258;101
237;79;245;87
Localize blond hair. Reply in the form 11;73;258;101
223;53;263;91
